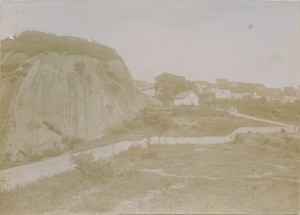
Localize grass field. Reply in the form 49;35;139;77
1;133;299;214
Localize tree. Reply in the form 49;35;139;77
139;110;172;136
154;72;192;105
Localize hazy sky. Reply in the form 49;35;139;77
1;0;300;88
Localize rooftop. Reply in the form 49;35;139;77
174;90;194;100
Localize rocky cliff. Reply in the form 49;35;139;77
0;31;147;161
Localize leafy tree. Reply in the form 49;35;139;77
137;109;172;137
154;72;192;105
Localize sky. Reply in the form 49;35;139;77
1;0;300;88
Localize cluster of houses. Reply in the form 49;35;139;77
135;79;300;106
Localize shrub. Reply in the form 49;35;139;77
62;136;83;150
28;154;43;162
0;177;16;209
22;62;31;68
140;146;158;160
70;152;113;181
1;63;20;73
117;168;139;178
138;109;173;136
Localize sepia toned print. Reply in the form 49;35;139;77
0;0;299;214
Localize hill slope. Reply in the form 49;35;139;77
0;31;146;161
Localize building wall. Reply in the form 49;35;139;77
215;88;231;99
231;93;242;99
174;92;199;106
283;96;297;103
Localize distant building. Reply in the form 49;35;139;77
253;89;270;101
215;85;231;99
283;87;297;103
174;90;199;106
267;88;283;103
215;79;265;100
135;80;156;97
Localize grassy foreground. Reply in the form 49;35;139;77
1;133;299;214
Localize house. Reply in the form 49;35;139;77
253;89;270;101
135;80;156;97
230;88;243;100
215;85;231;99
283;87;297;103
267;88;283;103
174;90;199;106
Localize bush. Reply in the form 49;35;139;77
138;109;173;136
22;62;31;68
1;63;20;73
70;152;113;181
140;146;158;160
0;177;15;209
62;136;83;150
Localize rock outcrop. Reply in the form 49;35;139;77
0;31;147;161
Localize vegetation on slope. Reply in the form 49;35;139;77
1;31;122;61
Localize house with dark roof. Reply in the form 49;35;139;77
135;80;156;97
174;90;199;106
215;84;231;99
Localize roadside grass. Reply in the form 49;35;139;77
167;115;273;137
0;134;298;214
141;177;298;214
209;99;300;124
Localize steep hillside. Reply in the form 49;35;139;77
0;31;146;161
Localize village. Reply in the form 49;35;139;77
135;75;300;106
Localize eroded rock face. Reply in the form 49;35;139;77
0;51;144;161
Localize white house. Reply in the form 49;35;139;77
174;90;199;106
230;92;243;100
283;87;297;103
215;86;231;99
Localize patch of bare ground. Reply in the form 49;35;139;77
0;134;299;214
